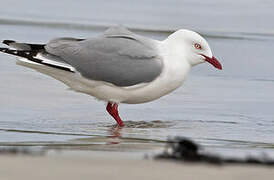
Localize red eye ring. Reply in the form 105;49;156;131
194;43;202;50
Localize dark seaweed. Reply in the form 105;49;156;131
155;137;274;166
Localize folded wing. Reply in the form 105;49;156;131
45;26;163;87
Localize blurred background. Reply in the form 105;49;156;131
0;0;274;156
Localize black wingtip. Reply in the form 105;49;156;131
2;40;16;45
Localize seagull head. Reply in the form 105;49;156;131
166;29;222;70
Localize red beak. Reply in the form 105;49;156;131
201;54;222;70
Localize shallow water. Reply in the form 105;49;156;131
0;0;274;156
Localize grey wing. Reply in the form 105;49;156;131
45;26;163;87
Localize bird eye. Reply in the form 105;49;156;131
194;43;202;50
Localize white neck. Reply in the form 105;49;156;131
157;39;191;91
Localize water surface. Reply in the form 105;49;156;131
0;0;274;156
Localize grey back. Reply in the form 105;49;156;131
45;26;163;87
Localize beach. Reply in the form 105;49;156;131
1;151;274;180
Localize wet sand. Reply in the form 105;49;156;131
0;151;273;180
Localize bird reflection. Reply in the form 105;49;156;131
107;126;123;144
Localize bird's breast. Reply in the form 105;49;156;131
121;54;191;104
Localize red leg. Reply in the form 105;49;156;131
106;102;124;127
